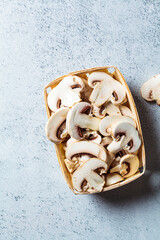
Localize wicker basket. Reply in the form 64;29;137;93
44;66;146;194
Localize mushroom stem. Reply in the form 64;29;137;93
77;115;101;130
86;171;105;191
107;135;128;153
110;163;128;176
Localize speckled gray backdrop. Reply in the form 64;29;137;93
0;0;160;239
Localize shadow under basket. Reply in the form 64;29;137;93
44;66;146;195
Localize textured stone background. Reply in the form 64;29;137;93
0;0;160;239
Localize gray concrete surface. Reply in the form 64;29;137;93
0;0;160;239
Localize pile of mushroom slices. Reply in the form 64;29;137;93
45;72;142;193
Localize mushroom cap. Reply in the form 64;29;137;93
110;154;139;178
107;122;141;154
66;102;101;140
66;141;107;162
45;107;69;143
72;158;108;192
141;74;160;104
88;71;126;106
99;115;136;136
106;173;124;186
47;75;84;112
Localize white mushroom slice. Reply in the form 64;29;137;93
66;137;78;147
66;141;107;162
48;75;84;112
88;72;126;106
110;154;139;178
99;115;136;137
119;105;134;119
107;122;141;154
100;136;115;167
93;102;121;118
141;74;160;105
106;173;124;186
83;131;101;144
72;158;108;192
104;102;121;116
66;102;101;140
45;108;69;143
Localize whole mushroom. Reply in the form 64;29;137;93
48;75;84;112
88;71;126;106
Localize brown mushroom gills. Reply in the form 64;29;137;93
86;134;97;141
71;84;82;89
57;99;61;109
56;120;66;139
71;153;96;160
112;91;118;101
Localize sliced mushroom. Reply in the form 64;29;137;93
100;137;115;167
45;108;69;143
83;131;101;144
106;173;124;186
66;137;78;147
141;74;160;105
93;102;121;118
110;154;139;178
107;122;141;154
99;115;136;137
72;158;108;192
66;102;101;140
119;105;134;119
66;141;107;162
48;75;84;112
88;71;126;106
